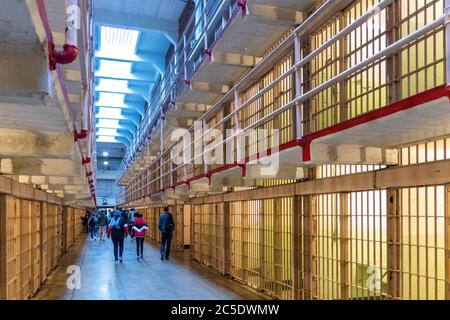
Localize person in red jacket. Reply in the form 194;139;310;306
107;210;129;263
132;212;148;261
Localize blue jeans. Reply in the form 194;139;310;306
90;227;97;239
160;232;172;258
112;234;124;260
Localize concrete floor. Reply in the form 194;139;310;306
34;235;267;300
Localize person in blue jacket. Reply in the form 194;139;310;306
158;207;175;261
107;210;129;263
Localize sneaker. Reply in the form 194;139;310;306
160;255;164;261
114;259;118;262
140;255;144;260
137;257;140;261
165;257;170;261
119;257;123;263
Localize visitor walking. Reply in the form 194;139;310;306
107;210;128;263
132;212;148;261
128;208;136;242
158;207;175;261
88;213;98;240
81;213;89;234
98;210;108;241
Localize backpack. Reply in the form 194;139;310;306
165;213;174;233
128;211;136;223
109;216;121;230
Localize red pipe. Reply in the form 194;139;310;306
237;0;248;17
82;157;92;165
49;43;79;71
74;129;89;142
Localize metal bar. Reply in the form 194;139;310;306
181;14;446;162
446;0;450;85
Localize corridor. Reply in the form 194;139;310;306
1;0;450;301
34;237;265;300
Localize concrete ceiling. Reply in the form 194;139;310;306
0;0;41;52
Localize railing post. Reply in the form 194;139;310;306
183;34;188;82
202;118;208;175
160;113;165;191
387;0;401;104
446;0;450;85
294;34;303;139
234;89;242;163
339;12;348;123
203;0;209;52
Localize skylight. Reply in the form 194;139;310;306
98;60;132;76
97;107;122;119
97;136;118;143
100;26;140;60
97;119;120;128
97;92;125;106
97;128;118;136
98;78;129;91
96;26;141;146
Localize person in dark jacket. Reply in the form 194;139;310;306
158;207;175;261
132;212;148;261
88;213;98;240
107;210;129;262
81;213;89;234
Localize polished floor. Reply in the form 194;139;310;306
34;235;267;300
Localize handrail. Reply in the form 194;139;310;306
119;0;232;174
118;0;347;182
136;0;397;169
117;7;447;203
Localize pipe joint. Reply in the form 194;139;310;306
49;43;79;70
82;157;92;165
74;129;89;142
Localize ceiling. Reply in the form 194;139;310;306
92;0;187;170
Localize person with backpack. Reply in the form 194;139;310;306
107;210;129;263
87;213;98;241
97;211;108;241
131;212;148;261
158;207;175;261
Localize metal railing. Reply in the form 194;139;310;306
117;0;448;205
117;0;238;180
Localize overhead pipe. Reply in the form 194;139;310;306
75;86;91;144
48;0;79;70
36;0;96;208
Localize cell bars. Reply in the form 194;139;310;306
309;0;445;132
0;195;83;300
229;198;293;299
297;187;446;300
